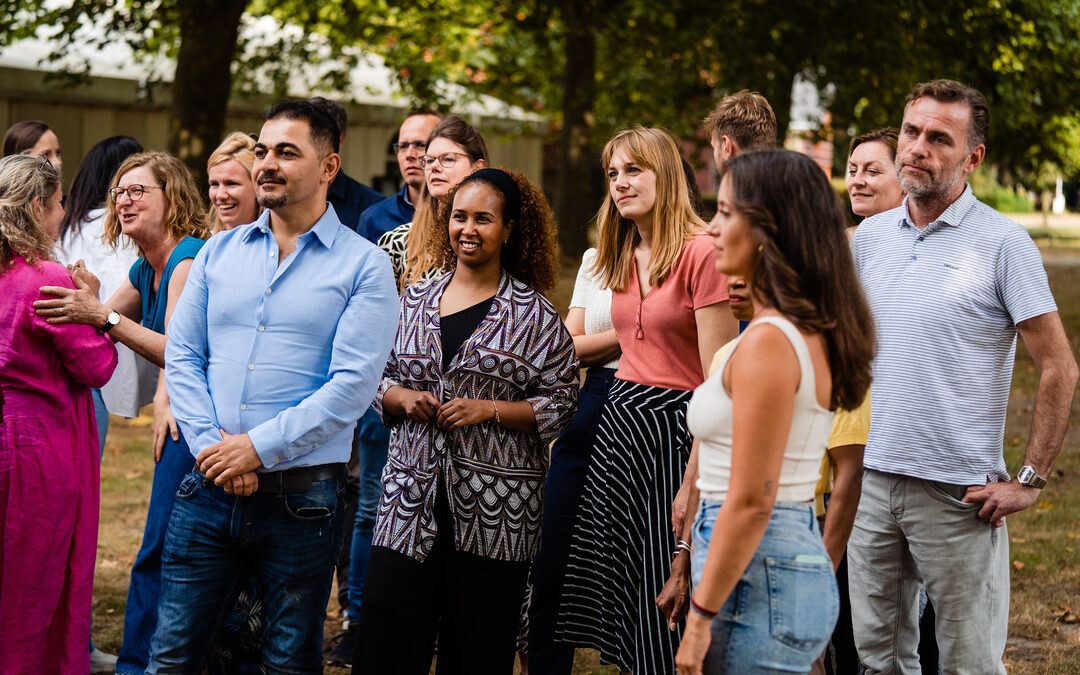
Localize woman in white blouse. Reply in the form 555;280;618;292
675;150;874;674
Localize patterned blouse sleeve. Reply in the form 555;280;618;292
373;293;408;426
524;298;580;446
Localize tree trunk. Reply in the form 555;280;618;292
555;0;598;260
768;69;796;145
169;0;247;189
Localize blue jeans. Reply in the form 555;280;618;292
146;471;345;673
116;432;195;674
692;500;838;674
346;406;390;621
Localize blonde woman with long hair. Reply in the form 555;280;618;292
554;127;738;675
377;116;487;290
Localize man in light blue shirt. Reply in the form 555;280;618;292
848;80;1078;674
151;100;398;673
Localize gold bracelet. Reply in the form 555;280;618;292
492;399;501;425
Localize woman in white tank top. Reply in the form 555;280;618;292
674;150;875;675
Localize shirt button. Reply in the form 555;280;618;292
911;255;917;260
269;252;274;258
240;404;247;411
258;325;265;332
917;236;925;241
248;364;255;371
265;288;272;295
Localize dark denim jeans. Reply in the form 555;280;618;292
116;432;195;675
146;471;345;674
346;406;390;621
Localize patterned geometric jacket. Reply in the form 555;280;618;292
373;269;579;562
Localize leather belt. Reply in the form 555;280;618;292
258;462;348;495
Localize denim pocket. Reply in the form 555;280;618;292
175;472;205;500
921;479;979;510
764;557;838;651
283;480;339;521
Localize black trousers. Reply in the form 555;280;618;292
352;484;530;675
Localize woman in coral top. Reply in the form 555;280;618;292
555;127;737;675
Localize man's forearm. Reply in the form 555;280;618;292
1023;360;1079;475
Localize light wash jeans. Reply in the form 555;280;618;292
847;469;1009;675
692;500;838;673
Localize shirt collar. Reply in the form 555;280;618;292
240;204;341;249
399;183;413;207
898;183;975;230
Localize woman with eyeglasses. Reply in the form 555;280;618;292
377;115;488;290
0;154;116;673
33;151;210;675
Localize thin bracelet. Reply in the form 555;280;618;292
491;398;502;425
689;596;719;620
675;540;692;556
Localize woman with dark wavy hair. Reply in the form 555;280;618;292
675;149;874;675
354;168;578;675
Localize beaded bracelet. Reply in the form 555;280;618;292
492;398;502;424
689;596;719;620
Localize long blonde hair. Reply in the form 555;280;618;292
0;154;60;268
592;127;705;292
103;152;210;254
400;116;489;290
207;132;260;234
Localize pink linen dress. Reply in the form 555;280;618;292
0;255;117;674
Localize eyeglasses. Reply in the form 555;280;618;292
108;184;162;202
419;152;472;169
393;140;427;154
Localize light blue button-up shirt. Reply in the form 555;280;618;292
165;204;398;470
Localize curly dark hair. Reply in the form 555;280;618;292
720;149;875;411
429;167;560;296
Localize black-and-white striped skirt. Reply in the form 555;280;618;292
555;379;693;675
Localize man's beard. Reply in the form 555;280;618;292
896;155;965;201
257;171;288;209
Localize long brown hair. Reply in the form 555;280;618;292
722;149;874;410
401;116;488;290
591;127;705;292
430;168;559;296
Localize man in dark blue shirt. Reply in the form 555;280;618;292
308;97;385;233
358;110;442;243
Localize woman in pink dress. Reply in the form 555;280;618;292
0;154;117;673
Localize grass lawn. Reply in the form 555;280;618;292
91;250;1080;674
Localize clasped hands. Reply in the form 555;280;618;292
196;429;263;496
400;389;496;430
33;260;106;325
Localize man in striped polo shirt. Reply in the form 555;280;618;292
847;79;1078;673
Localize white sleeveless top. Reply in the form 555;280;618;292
688;316;834;502
568;248;619;369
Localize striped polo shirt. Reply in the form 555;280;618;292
852;184;1057;485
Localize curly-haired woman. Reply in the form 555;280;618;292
33;151;210;675
0;154;117;672
353;168;579;675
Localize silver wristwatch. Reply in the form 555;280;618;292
100;310;121;334
1016;465;1047;489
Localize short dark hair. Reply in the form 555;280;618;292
905;79;990;150
848;127;899;161
2;120;52;157
405;108;441;122
265;99;341;155
703;91;777;152
306;96;347;140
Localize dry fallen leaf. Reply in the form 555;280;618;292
1013;560;1025;570
124;470;144;480
1013;538;1028;544
1037;501;1055;510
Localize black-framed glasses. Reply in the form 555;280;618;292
419;152;472;169
393;140;427;154
108;184;162;202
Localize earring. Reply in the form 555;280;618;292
757;244;763;253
